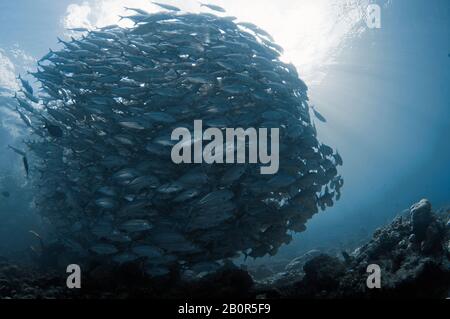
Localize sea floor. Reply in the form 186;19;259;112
0;199;448;299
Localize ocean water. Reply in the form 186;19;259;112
283;0;450;258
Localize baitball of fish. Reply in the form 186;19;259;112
16;7;343;276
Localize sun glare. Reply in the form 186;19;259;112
63;0;369;85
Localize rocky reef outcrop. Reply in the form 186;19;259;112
256;199;450;298
0;199;448;299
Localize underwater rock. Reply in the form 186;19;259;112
410;199;433;241
248;264;276;280
285;249;322;273
187;267;254;299
255;250;323;288
256;269;301;290
255;199;450;299
0;261;71;299
300;254;346;293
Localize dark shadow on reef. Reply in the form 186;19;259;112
0;199;448;299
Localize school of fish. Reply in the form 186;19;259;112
9;3;343;276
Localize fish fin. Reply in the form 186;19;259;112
8;145;26;157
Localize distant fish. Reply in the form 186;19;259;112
119;121;145;130
267;173;296;189
152;2;181;11
112;253;139;264
15;107;33;128
132;245;163;258
57;37;79;51
333;151;343;166
124;7;151;15
29;230;45;250
237;22;259;30
17;75;33;95
119;219;153;233
23;156;29;177
67;27;90;32
15;94;36;113
311;105;327;123
20;89;39;104
237;22;274;41
38;49;54;63
319;144;334;157
144;112;176;123
8;145;26;157
8;145;29;178
200;3;226;13
95;197;117;210
1;191;10;198
90;244;118;255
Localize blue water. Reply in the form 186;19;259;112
283;0;450;256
